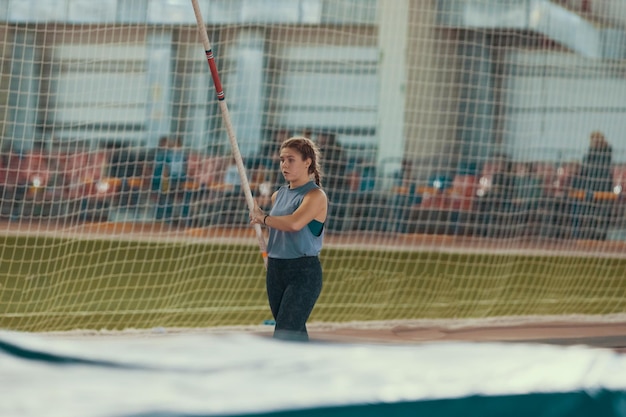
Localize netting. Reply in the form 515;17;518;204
0;0;625;332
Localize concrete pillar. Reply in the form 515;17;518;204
456;31;495;171
227;29;265;158
376;0;409;178
145;29;173;147
7;31;39;152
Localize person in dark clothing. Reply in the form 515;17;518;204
147;135;189;224
476;153;515;238
150;136;170;194
317;132;347;191
150;136;171;221
316;131;348;231
571;131;614;240
574;131;613;193
249;128;291;211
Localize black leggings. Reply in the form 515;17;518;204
266;256;322;341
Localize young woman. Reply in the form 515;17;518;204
250;137;327;341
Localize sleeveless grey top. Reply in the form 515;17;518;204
267;181;324;259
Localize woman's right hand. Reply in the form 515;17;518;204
249;203;265;225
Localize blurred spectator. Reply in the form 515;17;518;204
317;131;348;191
573;131;613;193
108;142;143;179
511;162;543;237
149;136;170;221
149;136;169;194
316;131;349;231
476;153;515;237
167;136;188;192
224;157;242;188
390;158;421;233
219;156;249;225
154;136;189;225
257;128;290;171
249;128;290;211
570;131;613;240
0;147;27;220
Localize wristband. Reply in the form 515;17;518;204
263;214;269;225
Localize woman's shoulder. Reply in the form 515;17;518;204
304;185;327;203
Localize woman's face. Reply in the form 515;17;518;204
279;146;310;184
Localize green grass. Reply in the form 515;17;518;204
1;235;625;331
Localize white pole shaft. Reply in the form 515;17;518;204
190;0;267;268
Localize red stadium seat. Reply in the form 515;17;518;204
67;150;119;198
58;149;119;221
21;151;52;193
612;164;626;195
448;174;477;211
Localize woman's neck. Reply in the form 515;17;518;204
289;178;310;189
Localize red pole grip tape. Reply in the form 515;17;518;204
206;50;225;100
